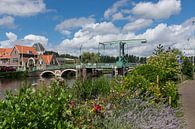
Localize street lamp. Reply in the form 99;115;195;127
79;44;83;64
192;20;195;73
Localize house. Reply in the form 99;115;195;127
0;43;60;71
37;54;59;70
0;48;12;65
10;45;38;70
33;43;45;55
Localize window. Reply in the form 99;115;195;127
13;58;18;63
29;51;32;54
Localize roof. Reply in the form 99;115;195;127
41;54;53;65
32;43;45;52
15;45;37;55
0;48;12;59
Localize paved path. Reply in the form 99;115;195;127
180;79;195;129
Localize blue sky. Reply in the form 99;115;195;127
0;0;195;56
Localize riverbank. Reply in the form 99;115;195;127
0;49;192;128
0;77;185;128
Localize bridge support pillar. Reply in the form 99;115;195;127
82;68;87;79
76;65;82;79
114;66;118;76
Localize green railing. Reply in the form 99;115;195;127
39;63;139;71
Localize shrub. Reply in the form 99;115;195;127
121;75;150;99
0;80;101;128
126;51;181;106
147;52;180;82
131;64;165;83
161;81;179;107
72;77;111;100
182;57;193;79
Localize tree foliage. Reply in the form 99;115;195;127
182;57;193;79
153;44;165;55
147;51;180;82
80;52;100;63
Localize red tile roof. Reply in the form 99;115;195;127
15;45;37;55
0;48;12;59
41;55;53;65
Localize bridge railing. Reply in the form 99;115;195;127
77;63;139;69
36;63;140;71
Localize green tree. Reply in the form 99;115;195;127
182;57;193;79
153;44;165;55
80;52;100;63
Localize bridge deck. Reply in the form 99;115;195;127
45;63;138;69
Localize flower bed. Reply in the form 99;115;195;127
0;49;188;128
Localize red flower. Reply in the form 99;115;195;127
69;101;74;108
93;104;102;112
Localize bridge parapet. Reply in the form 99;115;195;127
37;63;139;78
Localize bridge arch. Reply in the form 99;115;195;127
61;69;77;78
40;71;55;78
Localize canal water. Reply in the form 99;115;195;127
0;74;112;98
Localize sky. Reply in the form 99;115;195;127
0;0;195;56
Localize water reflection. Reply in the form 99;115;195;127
0;74;112;98
0;77;76;98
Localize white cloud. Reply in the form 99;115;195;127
0;16;15;28
55;17;95;35
112;12;124;21
123;18;153;32
55;21;136;55
0;32;17;48
6;32;17;41
55;17;195;57
0;33;49;48
104;0;130;21
132;0;181;19
0;0;46;16
0;40;13;48
82;22;120;35
24;34;48;46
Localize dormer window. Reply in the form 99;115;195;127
29;51;32;54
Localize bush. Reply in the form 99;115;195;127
131;64;165;83
72;77;111;100
0;80;100;128
161;81;179;107
122;74;150;98
147;52;180;82
126;51;181;106
182;57;193;79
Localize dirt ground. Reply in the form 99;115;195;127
179;79;195;129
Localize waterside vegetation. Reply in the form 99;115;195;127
0;46;192;128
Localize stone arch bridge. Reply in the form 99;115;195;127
40;69;77;78
30;68;103;78
29;63;137;78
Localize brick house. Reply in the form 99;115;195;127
10;45;38;70
0;44;60;71
37;54;59;70
0;48;12;66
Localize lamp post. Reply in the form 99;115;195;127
192;20;195;74
79;44;83;64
